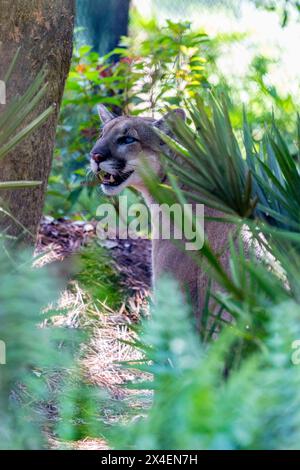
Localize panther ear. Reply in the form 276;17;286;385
97;104;115;124
153;108;186;133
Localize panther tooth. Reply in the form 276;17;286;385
110;175;115;183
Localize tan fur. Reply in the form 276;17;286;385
90;106;233;326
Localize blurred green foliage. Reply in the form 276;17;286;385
48;15;300;219
101;277;300;450
0;250;80;449
253;0;300;26
210;53;298;142
47;20;210;218
75;243;124;309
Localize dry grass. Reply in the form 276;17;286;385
81;301;149;398
36;217;153;449
46;282;151;449
49;436;109;450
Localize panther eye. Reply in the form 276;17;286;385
117;136;137;145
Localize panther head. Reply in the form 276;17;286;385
90;105;185;196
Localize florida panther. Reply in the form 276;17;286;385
90;105;233;325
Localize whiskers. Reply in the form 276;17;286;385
85;168;99;186
84;167;103;195
86;168;95;180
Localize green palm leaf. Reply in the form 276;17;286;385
0;52;54;190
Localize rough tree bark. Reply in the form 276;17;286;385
0;0;75;243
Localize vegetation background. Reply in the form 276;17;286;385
1;0;300;450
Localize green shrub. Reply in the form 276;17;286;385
93;275;300;450
47;21;210;218
0;250;79;449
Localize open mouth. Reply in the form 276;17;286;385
97;170;134;187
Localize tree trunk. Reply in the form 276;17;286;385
0;0;75;243
76;0;130;55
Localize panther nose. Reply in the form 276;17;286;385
91;153;104;163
